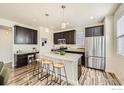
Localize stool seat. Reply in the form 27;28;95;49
36;58;42;62
36;58;42;61
52;62;68;85
54;63;64;68
42;60;53;64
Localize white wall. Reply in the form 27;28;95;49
113;4;124;84
104;4;124;84
0;29;12;63
104;16;115;72
39;27;53;55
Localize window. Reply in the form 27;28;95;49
117;13;124;56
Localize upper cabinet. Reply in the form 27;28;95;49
53;30;76;44
14;25;37;44
85;25;104;37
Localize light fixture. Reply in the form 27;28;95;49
61;5;67;29
45;13;49;32
6;31;9;34
90;16;94;20
45;28;49;32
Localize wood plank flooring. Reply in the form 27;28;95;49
6;63;121;86
79;66;121;85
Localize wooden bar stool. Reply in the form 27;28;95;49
52;63;68;85
40;58;54;84
32;58;42;78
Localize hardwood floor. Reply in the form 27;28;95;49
79;66;121;85
6;63;121;86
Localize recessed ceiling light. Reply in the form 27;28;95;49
90;16;94;20
6;31;9;34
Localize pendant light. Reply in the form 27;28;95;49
61;5;66;29
45;13;49;32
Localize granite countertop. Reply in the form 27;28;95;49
65;48;85;53
14;51;39;55
42;52;82;62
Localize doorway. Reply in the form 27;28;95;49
0;25;12;67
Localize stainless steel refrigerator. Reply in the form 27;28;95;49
85;26;105;70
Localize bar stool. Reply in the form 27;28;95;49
40;58;54;84
52;63;68;85
29;58;41;78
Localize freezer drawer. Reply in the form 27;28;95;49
86;57;105;70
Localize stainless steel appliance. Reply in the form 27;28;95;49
58;39;66;44
85;25;105;70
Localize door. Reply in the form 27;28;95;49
0;28;12;63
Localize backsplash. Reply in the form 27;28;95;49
13;44;39;53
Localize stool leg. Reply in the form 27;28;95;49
52;66;57;84
33;61;36;76
64;66;68;85
46;64;49;85
59;68;61;85
40;62;43;79
50;65;54;83
37;62;40;79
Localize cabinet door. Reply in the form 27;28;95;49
85;27;95;37
64;32;70;44
32;30;37;44
68;30;75;44
14;26;26;44
25;28;33;44
16;55;28;68
94;26;104;36
54;33;59;44
85;25;104;37
54;33;64;44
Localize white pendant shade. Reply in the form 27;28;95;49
45;28;49;32
61;22;66;29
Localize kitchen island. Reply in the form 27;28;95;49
65;48;85;65
41;52;82;85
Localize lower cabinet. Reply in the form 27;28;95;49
14;52;39;68
14;54;28;68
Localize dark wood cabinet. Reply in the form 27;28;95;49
14;25;37;44
54;33;61;44
53;30;75;44
15;26;26;44
67;31;75;44
14;52;39;68
25;28;32;44
32;30;37;44
15;54;28;68
85;25;104;37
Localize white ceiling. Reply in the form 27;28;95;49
0;3;119;30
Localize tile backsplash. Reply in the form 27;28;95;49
13;44;39;53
